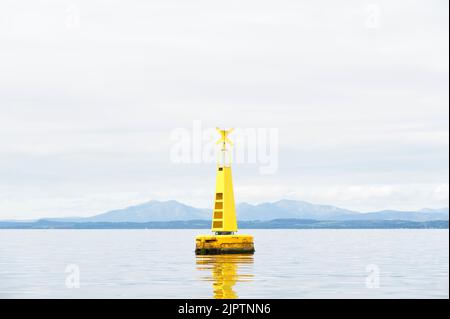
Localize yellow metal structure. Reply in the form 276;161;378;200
195;128;255;255
195;234;254;255
211;166;237;232
196;254;254;298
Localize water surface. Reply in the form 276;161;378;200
0;229;448;298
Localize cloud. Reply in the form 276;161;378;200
0;0;448;219
234;183;449;212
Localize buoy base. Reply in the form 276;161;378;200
195;234;255;255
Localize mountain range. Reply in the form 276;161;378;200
37;199;448;223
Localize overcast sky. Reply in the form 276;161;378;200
0;0;448;219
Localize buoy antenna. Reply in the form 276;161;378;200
216;127;234;150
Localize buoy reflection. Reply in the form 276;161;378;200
196;254;254;299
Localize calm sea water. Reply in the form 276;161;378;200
0;229;448;299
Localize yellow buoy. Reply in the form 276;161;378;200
195;128;255;255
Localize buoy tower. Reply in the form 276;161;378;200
195;128;255;255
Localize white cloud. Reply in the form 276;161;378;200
233;183;449;212
0;0;448;219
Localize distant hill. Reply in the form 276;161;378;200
236;200;448;222
85;200;209;222
5;199;449;224
420;207;449;214
237;200;357;220
0;219;447;229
